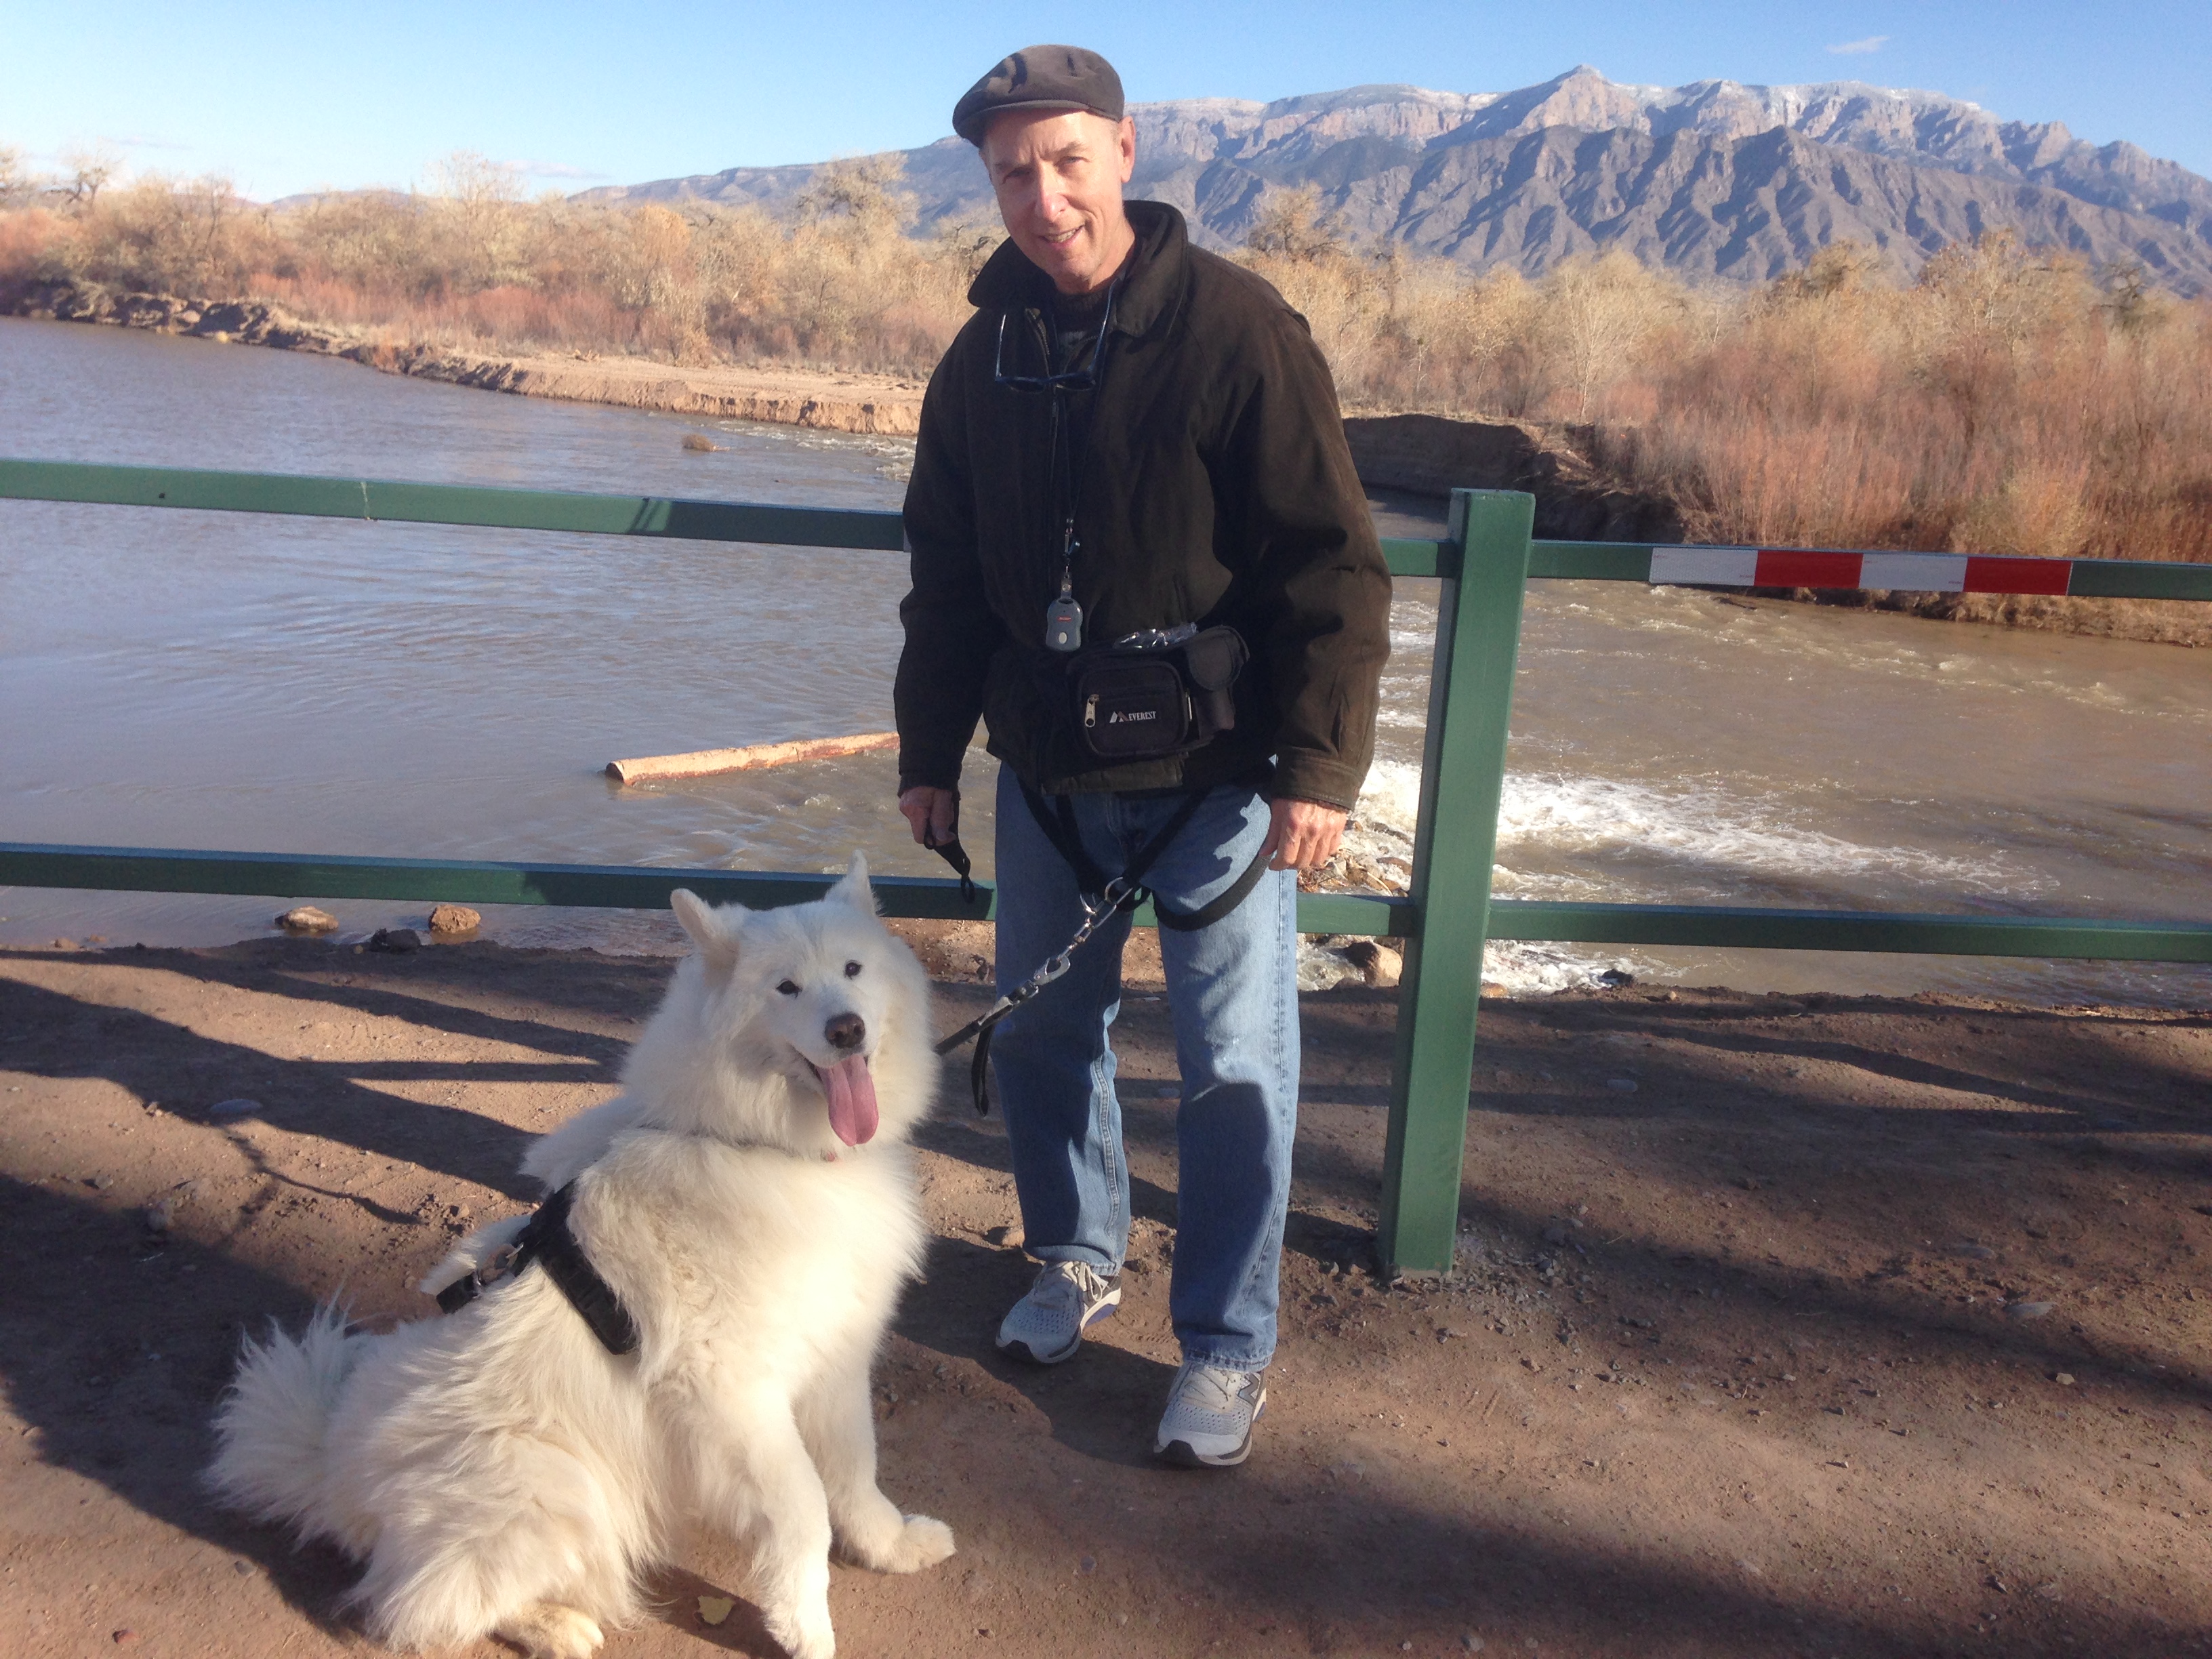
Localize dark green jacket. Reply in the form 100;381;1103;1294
895;201;1391;810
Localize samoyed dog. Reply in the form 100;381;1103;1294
207;862;953;1659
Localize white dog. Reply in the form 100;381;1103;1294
207;862;954;1659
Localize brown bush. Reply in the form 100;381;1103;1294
1590;234;2212;563
0;152;976;376
3;160;2206;564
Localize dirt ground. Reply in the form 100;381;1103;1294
2;927;2209;1659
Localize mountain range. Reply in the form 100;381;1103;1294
582;66;2212;292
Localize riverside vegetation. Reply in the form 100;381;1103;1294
3;149;2209;569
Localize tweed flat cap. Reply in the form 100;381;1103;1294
953;45;1125;145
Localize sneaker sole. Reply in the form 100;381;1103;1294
996;1290;1120;1366
1154;1430;1253;1469
1154;1391;1265;1468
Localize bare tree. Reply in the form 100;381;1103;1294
426;150;527;289
793;155;914;237
932;219;1000;284
0;146;32;207
56;144;119;211
2097;259;2171;335
1771;241;1887;304
1244;186;1342;264
1538;253;1675;419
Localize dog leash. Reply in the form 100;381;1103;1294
922;790;1270;1115
922;825;977;907
928;868;1123;1116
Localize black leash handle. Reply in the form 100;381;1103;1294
922;826;979;907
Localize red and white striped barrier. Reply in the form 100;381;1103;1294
1651;547;2074;596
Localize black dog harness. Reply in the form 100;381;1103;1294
434;1181;640;1355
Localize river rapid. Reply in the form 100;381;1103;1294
4;317;2208;1006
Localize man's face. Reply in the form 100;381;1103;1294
979;109;1138;295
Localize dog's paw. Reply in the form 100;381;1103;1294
762;1605;836;1659
880;1513;956;1574
494;1602;604;1659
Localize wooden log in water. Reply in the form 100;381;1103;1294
607;731;899;784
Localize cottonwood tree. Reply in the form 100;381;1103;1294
1771;241;1888;304
792;155;914;238
783;157;920;360
0;146;32;207
57;146;119;211
426;150;527;291
96;173;258;294
1244;186;1342;264
1537;253;1676;420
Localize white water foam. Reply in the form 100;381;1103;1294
1492;772;2020;899
1310;759;2043;996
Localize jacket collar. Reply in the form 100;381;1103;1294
968;199;1188;342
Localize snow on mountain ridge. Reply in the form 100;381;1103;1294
581;67;2212;292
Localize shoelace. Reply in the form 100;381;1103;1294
1176;1364;1256;1411
1031;1263;1097;1316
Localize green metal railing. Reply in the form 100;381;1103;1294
4;457;2210;1277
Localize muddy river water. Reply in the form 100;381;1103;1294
3;316;2207;1006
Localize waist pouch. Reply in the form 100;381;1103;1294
1069;626;1248;762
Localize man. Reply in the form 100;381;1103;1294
895;44;1390;1468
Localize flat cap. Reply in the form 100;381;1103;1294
953;45;1124;146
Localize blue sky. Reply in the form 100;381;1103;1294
5;1;2208;199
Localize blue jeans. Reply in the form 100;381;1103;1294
989;763;1299;1372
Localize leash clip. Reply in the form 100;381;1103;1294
433;1242;520;1315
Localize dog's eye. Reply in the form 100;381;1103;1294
844;960;863;978
775;979;800;996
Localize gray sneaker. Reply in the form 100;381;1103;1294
1153;1361;1267;1467
996;1261;1122;1365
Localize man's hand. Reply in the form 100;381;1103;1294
899;786;960;848
1261;798;1347;872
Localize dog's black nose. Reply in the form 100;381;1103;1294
825;1012;865;1051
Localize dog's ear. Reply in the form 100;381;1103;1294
670;888;740;970
827;855;878;916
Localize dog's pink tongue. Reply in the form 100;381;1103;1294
823;1056;878;1146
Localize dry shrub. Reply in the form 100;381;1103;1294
1593;234;2212;562
1240;189;1547;415
3;157;2207;565
0;203;66;279
1237;192;1692;420
0;146;32;207
5;173;283;295
0;151;974;375
1236;214;2208;564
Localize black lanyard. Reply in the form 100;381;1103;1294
994;279;1122;652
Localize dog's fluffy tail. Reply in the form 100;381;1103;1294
205;1302;360;1541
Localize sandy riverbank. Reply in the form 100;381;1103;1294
3;928;2208;1658
368;342;924;437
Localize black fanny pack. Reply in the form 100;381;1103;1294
1069;624;1248;762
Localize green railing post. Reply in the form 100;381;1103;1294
1378;489;1534;1278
